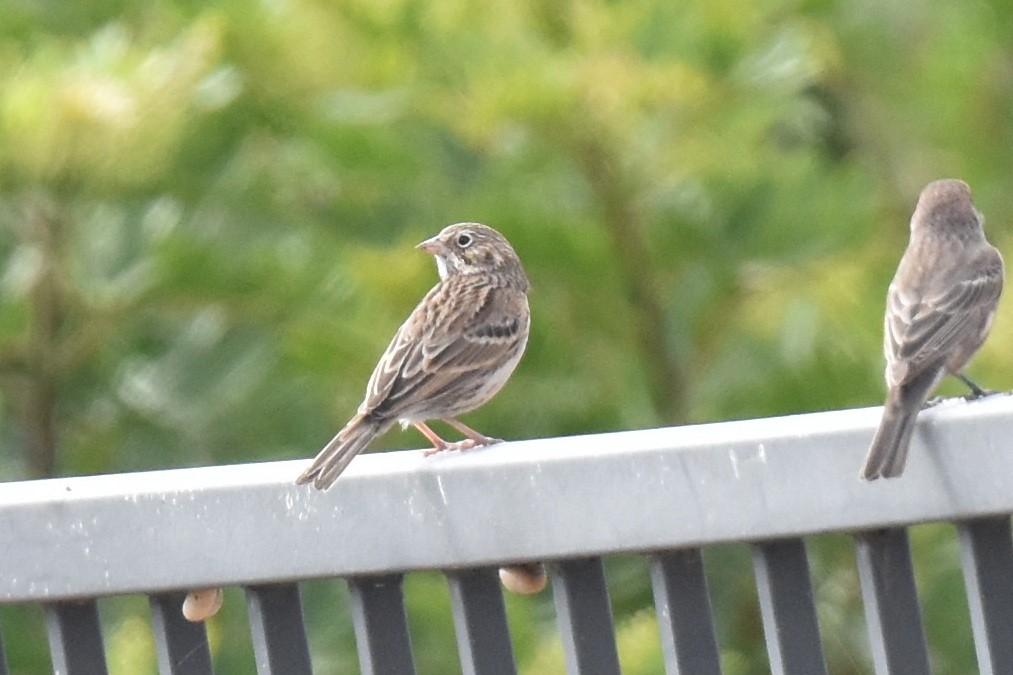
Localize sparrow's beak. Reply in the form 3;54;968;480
416;236;443;256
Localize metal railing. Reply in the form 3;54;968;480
2;394;1013;673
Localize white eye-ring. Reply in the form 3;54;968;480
456;232;473;248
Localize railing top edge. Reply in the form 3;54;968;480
2;395;1012;602
1;402;889;500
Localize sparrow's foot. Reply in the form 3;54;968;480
461;435;502;447
423;439;470;456
417;419;504;456
424;437;502;455
422;445;449;457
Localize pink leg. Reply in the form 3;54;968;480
443;418;503;448
414;421;452;457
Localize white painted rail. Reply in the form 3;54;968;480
2;394;1012;674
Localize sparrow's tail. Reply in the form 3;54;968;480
860;366;947;481
296;415;386;490
860;394;919;481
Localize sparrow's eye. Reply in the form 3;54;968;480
456;233;473;248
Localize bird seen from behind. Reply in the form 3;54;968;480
860;179;1004;480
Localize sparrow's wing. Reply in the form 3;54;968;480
886;248;1003;384
359;277;527;418
419;282;528;374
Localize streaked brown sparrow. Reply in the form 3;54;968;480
297;223;531;490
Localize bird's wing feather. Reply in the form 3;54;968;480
359;277;526;418
421;285;526;373
886;248;1003;383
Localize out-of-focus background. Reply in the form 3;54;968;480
1;0;1011;671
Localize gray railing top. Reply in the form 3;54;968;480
2;394;1013;603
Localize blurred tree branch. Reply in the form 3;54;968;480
574;135;687;424
20;192;63;477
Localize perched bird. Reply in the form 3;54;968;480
297;223;531;490
860;179;1004;480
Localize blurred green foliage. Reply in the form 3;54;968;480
1;0;1012;672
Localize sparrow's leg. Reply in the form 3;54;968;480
415;421;453;457
955;372;993;399
443;418;503;448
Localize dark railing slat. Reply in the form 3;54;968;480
854;528;930;674
446;568;517;675
45;600;109;675
245;583;312;675
956;517;1013;674
649;549;721;675
752;538;828;675
550;557;621;675
149;592;214;675
347;575;417;675
0;618;8;675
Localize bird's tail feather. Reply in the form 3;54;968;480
296;415;385;490
861;366;947;481
860;396;918;481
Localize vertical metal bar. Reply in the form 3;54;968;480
854;528;930;675
550;557;621;675
45;600;109;675
649;549;722;675
149;592;214;675
752;538;828;675
347;574;417;675
956;517;1013;675
446;568;517;675
245;583;313;675
0;616;8;675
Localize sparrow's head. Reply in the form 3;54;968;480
912;179;983;235
417;223;529;287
